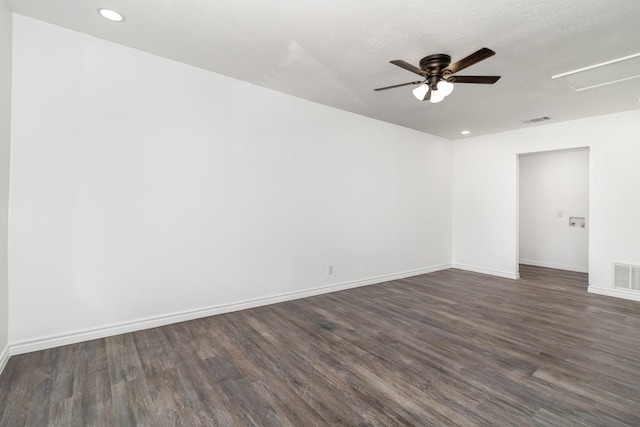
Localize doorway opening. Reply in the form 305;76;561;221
517;147;590;277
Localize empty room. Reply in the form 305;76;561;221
1;0;640;425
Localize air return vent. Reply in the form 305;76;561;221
613;263;640;291
522;116;551;124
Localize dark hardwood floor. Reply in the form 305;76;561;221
2;265;640;426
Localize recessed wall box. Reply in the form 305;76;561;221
569;217;585;228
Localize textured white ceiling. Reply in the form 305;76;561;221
8;0;640;139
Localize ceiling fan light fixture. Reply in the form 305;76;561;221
430;90;445;103
437;80;455;97
374;48;500;106
412;84;429;100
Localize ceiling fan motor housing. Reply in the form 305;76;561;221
419;54;451;89
419;54;451;73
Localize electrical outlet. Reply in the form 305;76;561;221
328;265;333;275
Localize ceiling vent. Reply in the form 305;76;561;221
613;262;640;291
522;116;551;124
552;53;640;92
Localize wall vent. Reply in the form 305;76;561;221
523;116;551;124
613;263;640;291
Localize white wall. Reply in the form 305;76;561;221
519;148;589;272
0;0;12;369
453;110;640;292
8;14;639;356
9;16;452;347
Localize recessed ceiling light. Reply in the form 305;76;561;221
98;8;125;22
461;130;470;135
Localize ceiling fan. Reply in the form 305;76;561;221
374;48;500;103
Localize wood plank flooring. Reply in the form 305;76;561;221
2;265;640;426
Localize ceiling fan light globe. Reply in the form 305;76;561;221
437;80;455;97
412;84;429;100
430;90;445;103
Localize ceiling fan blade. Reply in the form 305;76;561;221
373;81;422;91
447;75;501;84
422;90;431;101
390;60;426;76
443;48;495;75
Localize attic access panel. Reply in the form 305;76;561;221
553;53;640;91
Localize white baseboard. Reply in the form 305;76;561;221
588;286;640;303
0;344;9;376
519;259;588;273
452;263;519;280
9;264;451;356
